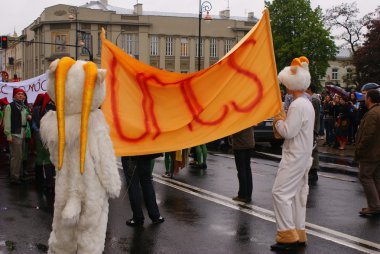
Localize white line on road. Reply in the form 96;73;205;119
152;173;380;254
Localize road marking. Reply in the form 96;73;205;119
215;151;359;173
152;173;380;254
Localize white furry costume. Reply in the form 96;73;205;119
272;57;314;244
40;59;121;254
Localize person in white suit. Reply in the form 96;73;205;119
271;56;315;251
40;57;121;254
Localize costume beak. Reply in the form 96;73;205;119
55;57;75;170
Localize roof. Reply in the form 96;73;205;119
80;1;256;21
336;48;353;60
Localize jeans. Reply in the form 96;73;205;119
121;156;161;223
324;118;335;145
233;149;253;200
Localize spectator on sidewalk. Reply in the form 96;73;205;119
122;154;165;226
3;88;31;184
355;89;380;216
335;97;350;150
306;84;321;183
322;95;335;146
348;92;358;144
231;127;255;203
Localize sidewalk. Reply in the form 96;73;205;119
317;138;355;158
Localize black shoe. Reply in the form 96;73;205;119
201;163;207;169
152;216;165;224
126;219;144;227
232;196;250;203
270;242;300;251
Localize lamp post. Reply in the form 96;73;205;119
79;40;93;61
116;30;125;47
198;1;212;71
68;6;79;60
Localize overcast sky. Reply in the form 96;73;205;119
1;0;378;36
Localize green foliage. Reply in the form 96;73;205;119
353;18;380;85
265;0;337;86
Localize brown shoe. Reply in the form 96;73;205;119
359;208;380;216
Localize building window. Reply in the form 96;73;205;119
196;38;204;57
224;39;233;55
166;36;174;56
180;38;189;57
122;33;138;56
53;33;68;53
346;68;352;80
80;32;93;56
210;38;218;58
150;35;159;56
332;68;338;80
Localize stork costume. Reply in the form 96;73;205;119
271;57;315;250
40;57;121;254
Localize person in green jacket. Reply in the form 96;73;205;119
3;88;31;184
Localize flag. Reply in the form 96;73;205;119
101;9;282;156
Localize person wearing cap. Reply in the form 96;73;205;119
357;83;380;124
355;89;380;216
3;88;31;184
271;56;315;251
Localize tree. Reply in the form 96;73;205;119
353;8;380;85
265;0;337;87
324;2;371;53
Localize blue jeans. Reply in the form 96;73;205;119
233;149;253;200
121;156;161;223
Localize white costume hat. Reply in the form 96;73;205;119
278;56;311;91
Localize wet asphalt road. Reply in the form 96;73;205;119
1;146;379;254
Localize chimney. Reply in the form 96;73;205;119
248;12;255;21
134;3;143;15
219;9;230;19
100;0;108;6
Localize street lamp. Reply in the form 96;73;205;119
68;6;79;60
79;40;93;61
116;30;126;47
198;1;212;71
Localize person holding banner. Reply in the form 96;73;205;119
271;57;314;251
3;88;31;184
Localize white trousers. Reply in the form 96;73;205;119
272;155;311;232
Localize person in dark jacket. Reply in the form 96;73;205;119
231;127;255;203
3;88;31;184
122;154;165;226
322;95;335;146
355;90;380;216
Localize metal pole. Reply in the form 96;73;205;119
198;1;212;71
198;0;201;71
69;6;79;60
75;18;78;60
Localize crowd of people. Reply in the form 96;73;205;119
0;89;56;191
282;83;379;151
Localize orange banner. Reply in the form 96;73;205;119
101;9;282;156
